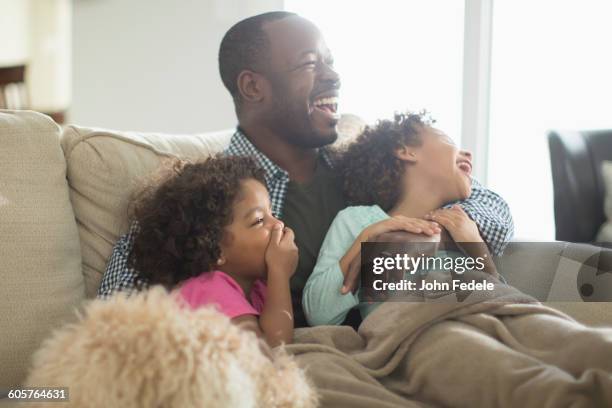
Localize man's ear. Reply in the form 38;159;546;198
236;70;266;104
394;145;419;163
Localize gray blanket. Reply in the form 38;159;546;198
287;274;612;407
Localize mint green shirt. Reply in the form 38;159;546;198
303;205;503;326
302;205;389;326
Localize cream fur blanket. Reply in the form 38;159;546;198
287;274;612;407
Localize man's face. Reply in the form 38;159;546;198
260;16;341;148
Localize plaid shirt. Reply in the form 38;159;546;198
97;128;514;298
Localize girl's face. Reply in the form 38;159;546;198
218;178;283;280
405;126;473;203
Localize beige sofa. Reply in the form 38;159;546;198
1;110;611;397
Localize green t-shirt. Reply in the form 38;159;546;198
280;157;347;327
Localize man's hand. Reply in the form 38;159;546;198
425;205;483;243
265;224;298;279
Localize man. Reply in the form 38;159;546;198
98;11;513;328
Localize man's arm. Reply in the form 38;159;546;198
445;178;514;256
97;221;147;298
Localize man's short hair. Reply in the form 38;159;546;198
218;11;296;100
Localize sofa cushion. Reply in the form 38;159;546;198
0;110;85;388
60;126;233;298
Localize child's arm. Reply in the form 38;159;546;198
428;205;499;278
232;225;296;347
438;179;514;256
259;224;297;347
303;210;361;326
303;209;441;326
339;217;441;294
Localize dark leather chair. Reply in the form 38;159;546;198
548;129;612;242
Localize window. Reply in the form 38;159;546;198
285;0;466;144
487;0;612;239
289;0;612;240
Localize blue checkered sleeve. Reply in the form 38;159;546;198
446;178;514;256
97;222;147;299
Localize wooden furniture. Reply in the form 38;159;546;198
0;65;29;109
0;64;66;124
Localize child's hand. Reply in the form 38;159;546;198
361;215;441;241
426;205;500;278
265;223;298;279
425;205;483;243
339;216;440;295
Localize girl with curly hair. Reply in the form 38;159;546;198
303;112;501;326
128;155;297;347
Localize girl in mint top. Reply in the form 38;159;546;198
303;112;500;326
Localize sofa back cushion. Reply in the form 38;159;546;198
60;126;232;297
0;110;85;388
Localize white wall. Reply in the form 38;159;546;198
0;0;29;65
71;0;283;133
29;0;71;111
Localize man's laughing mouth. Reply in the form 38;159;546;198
311;92;340;120
313;96;338;114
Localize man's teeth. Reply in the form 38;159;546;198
313;97;339;106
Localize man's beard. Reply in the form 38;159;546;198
267;86;338;149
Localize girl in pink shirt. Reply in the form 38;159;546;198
128;155;297;347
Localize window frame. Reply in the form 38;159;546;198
461;0;494;185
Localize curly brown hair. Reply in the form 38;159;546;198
338;111;435;211
128;155;266;289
